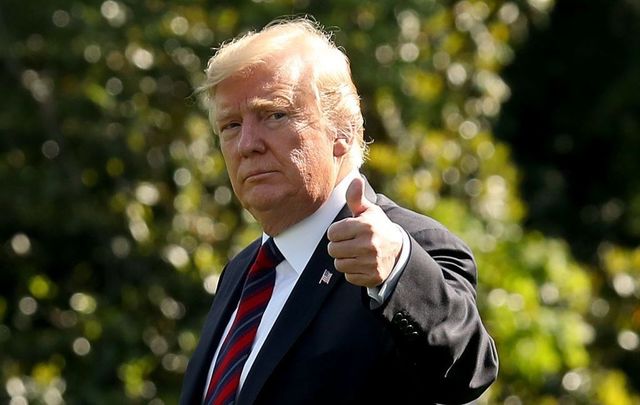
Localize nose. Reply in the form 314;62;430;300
237;118;266;157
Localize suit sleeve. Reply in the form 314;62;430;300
380;226;498;404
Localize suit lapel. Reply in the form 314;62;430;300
180;239;260;404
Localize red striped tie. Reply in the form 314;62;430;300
204;238;283;405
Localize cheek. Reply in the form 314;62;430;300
289;141;332;184
220;146;241;184
289;149;310;180
220;140;239;166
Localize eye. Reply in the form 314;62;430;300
263;111;288;129
223;122;240;130
268;111;287;121
220;121;240;133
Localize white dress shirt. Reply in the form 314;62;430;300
203;171;410;399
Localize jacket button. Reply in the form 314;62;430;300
392;312;406;325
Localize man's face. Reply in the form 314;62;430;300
213;56;343;234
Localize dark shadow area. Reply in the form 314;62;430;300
496;0;640;262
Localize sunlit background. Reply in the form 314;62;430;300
1;0;639;404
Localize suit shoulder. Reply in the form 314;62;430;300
376;193;446;232
376;193;473;254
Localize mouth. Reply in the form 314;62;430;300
243;170;277;183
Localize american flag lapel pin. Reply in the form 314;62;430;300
319;269;333;285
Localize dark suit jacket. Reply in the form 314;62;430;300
180;186;498;404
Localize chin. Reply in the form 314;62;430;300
242;188;290;211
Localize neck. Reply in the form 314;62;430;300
335;159;356;185
259;198;324;236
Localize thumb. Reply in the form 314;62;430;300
346;177;372;217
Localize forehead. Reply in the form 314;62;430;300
213;57;311;117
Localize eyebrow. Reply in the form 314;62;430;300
215;91;296;123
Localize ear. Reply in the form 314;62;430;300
333;134;352;158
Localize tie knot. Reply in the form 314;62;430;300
252;238;284;272
262;237;284;266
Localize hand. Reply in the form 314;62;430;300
327;177;403;288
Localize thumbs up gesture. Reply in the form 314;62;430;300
327;177;403;288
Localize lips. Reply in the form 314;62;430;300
243;170;277;183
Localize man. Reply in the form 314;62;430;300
181;17;498;405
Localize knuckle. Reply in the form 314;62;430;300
327;242;335;256
362;221;375;235
327;224;337;240
362;243;377;256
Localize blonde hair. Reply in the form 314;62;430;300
201;17;366;167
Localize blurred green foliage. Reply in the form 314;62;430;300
0;0;638;404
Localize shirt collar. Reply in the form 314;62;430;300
262;170;360;274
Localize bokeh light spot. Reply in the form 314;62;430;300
11;233;31;256
52;10;70;28
18;296;37;315
618;330;639;351
72;337;91;356
41;140;60;159
70;293;97;314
